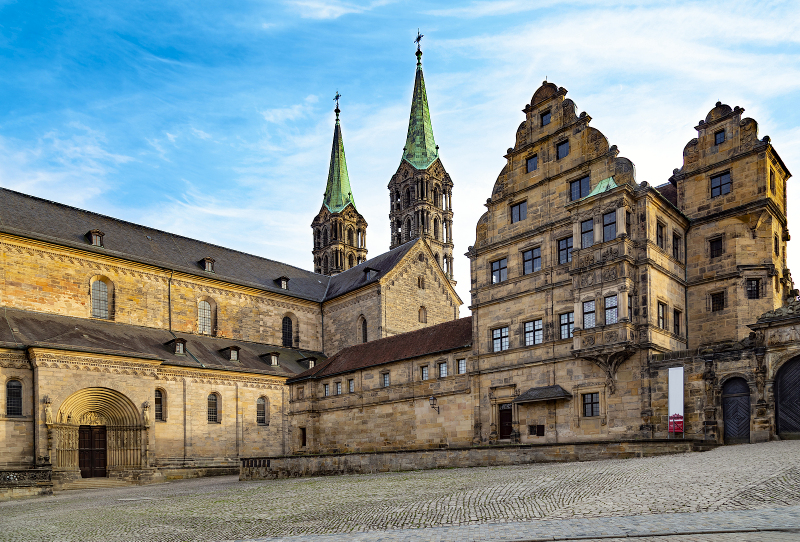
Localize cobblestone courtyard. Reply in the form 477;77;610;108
2;441;800;542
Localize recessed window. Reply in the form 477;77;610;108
6;380;22;416
91;280;109;319
581;219;594;249
672;234;681;260
418;306;427;323
207;394;219;423
458;359;466;374
324;384;330;397
491;258;508;284
418;276;425;289
657;302;667;329
348;379;355;393
282;316;293;347
541;110;551;126
556;140;570;160
529;424;545;437
673;309;681;336
605;295;618;325
335;382;342;395
746;278;761;300
628;293;633;322
154;389;164;421
583;300;596;329
492;327;509;352
360;318;368;343
656;223;665;249
560;312;574;340
523;247;541;275
382;373;390;388
86;229;104;247
524;319;543;346
711;292;725;312
770;169;776;193
438;362;448;378
526;155;538;173
558;237;573;265
714;130;725;145
711;172;732;198
511;201;527;224
229;347;239;361
775;235;780;256
710;238;723;259
300;427;307;447
603;212;617;243
257;397;267;425
583;393;600;417
570;176;591;201
297;387;304;400
421;366;429;380
198;300;212;335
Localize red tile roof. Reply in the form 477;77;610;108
654;182;678;207
288;316;473;382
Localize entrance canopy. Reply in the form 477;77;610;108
513;385;572;404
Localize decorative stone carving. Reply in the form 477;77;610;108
43;396;53;425
579;255;594;268
79;412;106;426
601;246;619;261
580;273;595;287
583;336;595;347
602;266;618;281
142;401;151;427
576;346;637;395
758;297;800;322
605;331;618;343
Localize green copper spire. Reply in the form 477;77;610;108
323;94;356;213
402;34;438;170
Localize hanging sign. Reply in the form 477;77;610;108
668;366;684;433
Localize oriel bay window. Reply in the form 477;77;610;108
605;295;618;325
583;300;596;329
524;319;543;346
581;219;594;248
492;327;509;352
523;247;541;275
491;258;508;284
603;211;616;242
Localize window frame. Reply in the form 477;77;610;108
438;362;448;379
491;258;508;284
6;380;22;417
348;379;355;393
656;222;665;249
710;237;723;259
256;396;267;425
526;154;538;173
582;393;600;417
524;319;543;346
282;316;293;347
457;358;467;374
541;109;551;126
714;130;725;145
583;300;596;330
207;393;220;423
154;389;165;422
522;247;541;275
511;201;527;224
556;139;569;160
672;233;682;260
711;292;725;312
421;366;429;381
198;300;213;335
570;176;591;202
673;309;681;336
657;302;667;330
603;211;616;243
605;295;618;325
91;279;110;319
492;326;510;352
560;312;574;340
335;382;342;395
710;172;732;198
381;372;390;388
323;383;330;397
746;278;761;300
581;219;594;249
558;237;573;265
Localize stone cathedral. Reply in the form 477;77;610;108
2;42;800;498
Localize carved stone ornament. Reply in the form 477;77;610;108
579;255;595;268
768;325;800;346
605;331;618;343
44;401;53;425
142;401;151;427
583;336;595;347
601;246;619;261
602;266;618;281
578;347;637;395
580;273;595;287
79;412;106;426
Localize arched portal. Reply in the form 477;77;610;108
776;356;800;439
722;378;750;444
53;387;144;478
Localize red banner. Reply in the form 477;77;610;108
669;414;684;433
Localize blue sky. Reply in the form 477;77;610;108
1;0;799;312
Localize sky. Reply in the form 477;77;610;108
1;0;799;315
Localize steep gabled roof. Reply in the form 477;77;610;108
323;239;418;301
289;316;472;382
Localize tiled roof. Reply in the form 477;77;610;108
513;385;572;404
654;182;678;207
289;316;472;382
323;239;418;300
0;307;323;376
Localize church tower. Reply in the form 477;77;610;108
388;35;454;282
312;97;368;275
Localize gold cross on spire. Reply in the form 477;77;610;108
414;29;423;51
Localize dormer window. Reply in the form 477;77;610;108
364;267;379;280
274;276;290;290
309;358;315;368
222;346;240;362
86;230;105;247
262;352;280;366
200;257;215;273
167;338;187;355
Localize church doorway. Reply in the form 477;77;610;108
498;403;513;440
776;357;800;440
78;425;107;478
722;378;750;444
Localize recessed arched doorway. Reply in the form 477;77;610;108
722;378;750;444
776;356;800;440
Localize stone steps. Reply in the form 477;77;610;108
58;478;131;491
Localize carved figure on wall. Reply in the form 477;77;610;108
702;360;716;403
43;395;53;424
142;401;151;427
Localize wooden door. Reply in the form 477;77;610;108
78;425;107;478
776;357;800;439
498;404;513;439
722;378;750;445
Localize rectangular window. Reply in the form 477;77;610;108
715;130;725;145
324;384;330;397
529;424;545;437
605;295;618;325
583;300;596;329
458;359;467;374
439;362;448;378
526;155;538;173
672;234;681;260
421;366;429;380
558;237;573;264
583;393;600;417
711;292;725;312
775;235;780;256
335;382;342;395
581;219;594;248
770;169;776;193
746;279;761;300
492;327;510;352
628;293;633;322
626;211;632;235
557;140;570;160
673;309;681;336
491;258;508;284
541;110;551;126
382;373;390;387
523;247;541;275
656;223;665;249
711;172;732;198
710;238;723;258
657;302;667;330
524;319;543;346
603;211;616;242
560;312;574;340
570;176;591;201
511;201;527;223
348;379;355;393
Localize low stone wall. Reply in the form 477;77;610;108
240;439;714;481
0;469;53;501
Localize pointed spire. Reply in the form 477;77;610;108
403;33;438;170
323;93;356;213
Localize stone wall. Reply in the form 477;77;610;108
321;285;382;357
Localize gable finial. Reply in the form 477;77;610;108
414;29;424;65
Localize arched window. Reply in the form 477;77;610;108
322;228;329;246
154;389;165;421
207;393;219;423
322;255;329;274
360;317;368;343
348;254;354;269
348;228;355;246
282;316;293;348
198;300;212;335
435;253;440;267
405;218;412;241
418;276;425;289
6;380;22;416
418;306;427;324
257;396;268;425
91;279;109;319
404;187;411;208
434;187;440;207
434;218;440;241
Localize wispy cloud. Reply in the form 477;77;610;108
191;127;212;140
261;95;319;124
286;0;392;19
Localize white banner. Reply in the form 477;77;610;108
668;366;684;433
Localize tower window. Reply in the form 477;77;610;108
710;172;731;198
361;317;368;343
526;155;538;173
770;169;776;193
418;306;427;323
511;201;527;223
570;176;591;201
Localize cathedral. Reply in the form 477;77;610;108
2;42;800;497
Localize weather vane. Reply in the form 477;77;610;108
415;29;424;51
334;91;341;109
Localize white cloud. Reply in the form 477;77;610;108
166;132;177;143
261;95;319;124
286;0;392;20
191;127;212;140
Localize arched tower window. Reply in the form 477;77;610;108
322;255;329;275
348;253;354;269
347;228;355;246
6;380;22;416
207;393;219;423
282;316;293;348
418;306;427;324
359;316;368;343
91;279;110;319
198;300;213;335
322;228;329;246
154;389;165;421
435;253;440;267
404;187;411;208
434;218;440;241
257;396;268;425
405;218;412;241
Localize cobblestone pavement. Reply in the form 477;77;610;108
1;441;799;542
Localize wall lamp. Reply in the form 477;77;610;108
429;396;439;414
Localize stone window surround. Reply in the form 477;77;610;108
526;154;538;174
521;244;542;276
522;318;543;346
154;387;167;422
490;325;511;352
709;170;732;199
5;378;23;417
655;219;666;250
437;360;448;379
207;392;221;424
490;256;509;284
572;383;606;424
671;230;683;261
556;138;570;161
380;371;390;388
89;275;115;321
256;396;269;426
656;299;669;330
708;235;725;259
509;199;528;224
420;364;429;381
708;289;727;312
